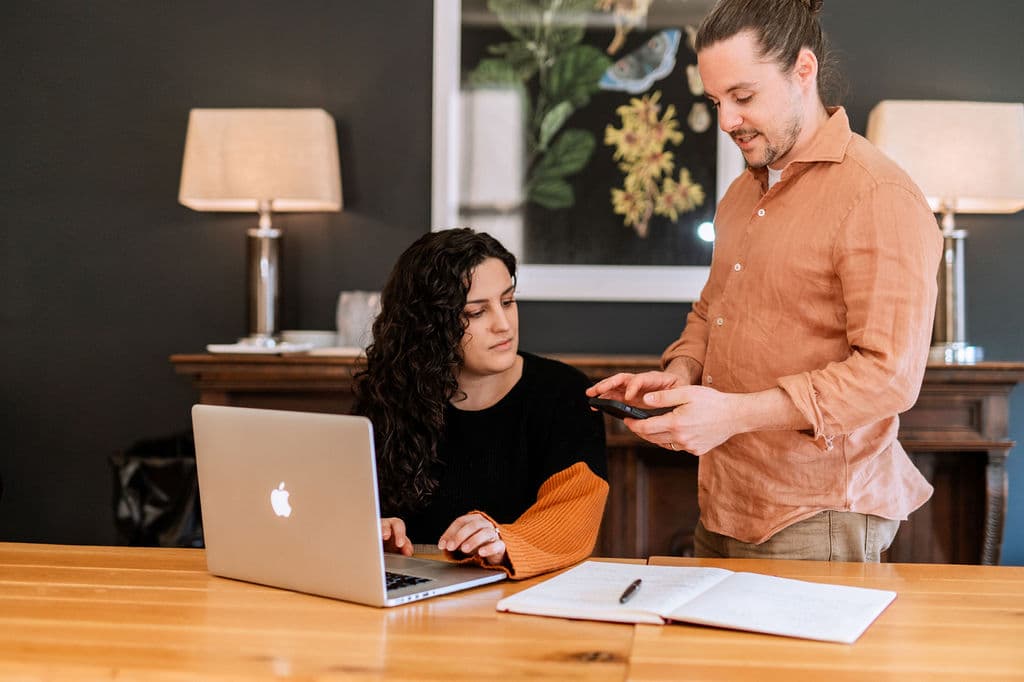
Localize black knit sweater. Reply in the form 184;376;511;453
398;352;607;542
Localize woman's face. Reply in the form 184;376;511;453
459;257;518;378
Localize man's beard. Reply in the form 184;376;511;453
762;119;800;168
736;106;803;169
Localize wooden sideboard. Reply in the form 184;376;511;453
171;353;1024;565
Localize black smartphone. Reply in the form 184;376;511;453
588;397;674;420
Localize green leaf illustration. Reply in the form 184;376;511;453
548;25;586;49
538;101;573;151
467;58;520;87
534;129;595;179
540;0;591;48
545;44;612;109
472;0;609;211
487;41;540;82
528;177;574;209
488;0;541;43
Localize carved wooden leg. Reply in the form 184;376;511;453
982;449;1009;565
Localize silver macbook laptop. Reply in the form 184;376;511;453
191;404;507;606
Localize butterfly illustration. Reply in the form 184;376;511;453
599;29;681;94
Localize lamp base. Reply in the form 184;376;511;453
929;342;984;364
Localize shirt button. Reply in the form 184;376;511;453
706;375;713;385
733;263;742;271
715;317;724;326
757;208;766;217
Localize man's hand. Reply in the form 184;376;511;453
438;513;506;565
632;385;811;455
588;366;808;455
587;366;742;455
586;370;689;404
630;384;742;455
381;517;413;556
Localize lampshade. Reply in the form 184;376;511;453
866;100;1024;214
179;108;342;212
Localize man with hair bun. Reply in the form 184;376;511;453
589;0;942;561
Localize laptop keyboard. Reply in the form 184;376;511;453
386;570;431;591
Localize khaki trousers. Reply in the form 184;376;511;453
694;511;900;562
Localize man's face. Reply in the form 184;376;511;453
698;30;807;170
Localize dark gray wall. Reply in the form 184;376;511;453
1;1;434;543
2;1;1022;563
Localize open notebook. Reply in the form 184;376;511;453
496;560;895;643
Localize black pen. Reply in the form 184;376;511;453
619;578;642;604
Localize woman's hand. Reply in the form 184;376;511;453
438;513;506;565
380;517;413;556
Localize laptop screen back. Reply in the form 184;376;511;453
192;405;390;605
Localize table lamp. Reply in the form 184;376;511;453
178;108;342;348
866;100;1024;364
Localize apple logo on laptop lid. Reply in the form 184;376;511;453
270;482;292;518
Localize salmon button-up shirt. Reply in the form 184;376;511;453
663;108;942;544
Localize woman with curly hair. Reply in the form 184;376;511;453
353;228;608;579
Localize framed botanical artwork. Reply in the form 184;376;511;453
432;0;745;301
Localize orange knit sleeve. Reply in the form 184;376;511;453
456;461;608;579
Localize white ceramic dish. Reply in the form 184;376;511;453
206;343;314;354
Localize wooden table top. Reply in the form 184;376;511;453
2;543;1022;680
638;556;1024;681
0;543;634;681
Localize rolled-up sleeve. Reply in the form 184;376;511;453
464;462;609;579
778;181;942;439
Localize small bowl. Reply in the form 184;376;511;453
280;330;338;349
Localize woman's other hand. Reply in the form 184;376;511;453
380;517;413;556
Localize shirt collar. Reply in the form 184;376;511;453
747;106;853;186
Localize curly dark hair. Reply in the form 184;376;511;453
353;228;517;516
